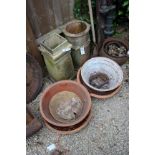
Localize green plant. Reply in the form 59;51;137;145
73;0;96;24
117;0;129;18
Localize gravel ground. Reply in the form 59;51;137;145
26;63;129;155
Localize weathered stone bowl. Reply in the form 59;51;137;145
81;57;123;92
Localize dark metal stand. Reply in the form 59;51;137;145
99;0;116;37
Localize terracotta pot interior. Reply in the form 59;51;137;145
41;82;91;127
66;22;87;34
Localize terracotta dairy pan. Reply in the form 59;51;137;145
40;80;92;128
80;57;123;93
76;68;122;99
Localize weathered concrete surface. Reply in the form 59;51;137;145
26;63;129;155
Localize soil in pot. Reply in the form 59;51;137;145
89;72;110;89
49;91;83;123
105;42;127;57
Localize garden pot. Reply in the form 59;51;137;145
63;20;90;69
40;80;92;128
76;68;122;99
39;33;75;81
100;37;129;65
71;40;90;69
81;57;123;93
41;33;68;55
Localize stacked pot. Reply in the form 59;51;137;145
77;57;124;99
63;20;91;70
40;81;92;134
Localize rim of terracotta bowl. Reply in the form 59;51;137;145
81;57;123;92
40;80;92;127
44;110;92;135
